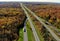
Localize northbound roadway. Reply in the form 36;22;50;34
20;3;40;41
22;4;60;41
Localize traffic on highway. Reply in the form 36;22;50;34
20;3;60;41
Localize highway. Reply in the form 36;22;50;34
24;19;28;41
22;4;60;41
39;16;60;32
20;3;40;41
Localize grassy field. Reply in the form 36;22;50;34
18;28;23;41
26;21;35;41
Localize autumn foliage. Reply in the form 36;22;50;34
27;4;60;28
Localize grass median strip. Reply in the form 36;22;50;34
32;21;44;41
18;28;23;41
26;21;35;41
29;14;44;41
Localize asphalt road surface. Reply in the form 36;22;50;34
22;4;60;41
24;19;28;41
24;26;28;41
20;3;40;41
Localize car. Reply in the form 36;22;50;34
24;29;26;32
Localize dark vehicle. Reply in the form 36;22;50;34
24;29;26;32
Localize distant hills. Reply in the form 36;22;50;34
23;2;60;5
0;2;60;4
0;2;60;8
0;2;20;8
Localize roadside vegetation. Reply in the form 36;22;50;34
0;3;26;41
26;21;35;41
27;11;57;41
18;28;23;41
27;4;60;30
32;21;44;41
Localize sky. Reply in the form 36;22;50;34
0;0;60;3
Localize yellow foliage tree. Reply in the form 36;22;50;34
57;18;60;22
48;19;53;23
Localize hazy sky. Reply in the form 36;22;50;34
39;0;60;2
0;0;60;3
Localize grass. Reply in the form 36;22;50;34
18;28;23;41
40;17;60;32
32;21;44;41
30;16;44;41
26;21;35;41
26;14;44;41
57;28;60;32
